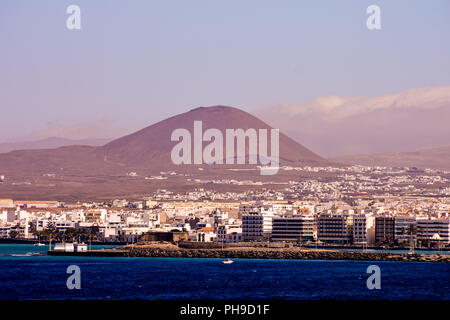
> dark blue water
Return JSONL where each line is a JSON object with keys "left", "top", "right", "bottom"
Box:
{"left": 0, "top": 245, "right": 448, "bottom": 300}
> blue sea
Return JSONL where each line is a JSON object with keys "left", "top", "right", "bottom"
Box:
{"left": 0, "top": 244, "right": 448, "bottom": 300}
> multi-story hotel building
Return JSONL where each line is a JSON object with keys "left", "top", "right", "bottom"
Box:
{"left": 242, "top": 211, "right": 275, "bottom": 240}
{"left": 317, "top": 213, "right": 353, "bottom": 245}
{"left": 375, "top": 216, "right": 395, "bottom": 244}
{"left": 352, "top": 214, "right": 376, "bottom": 245}
{"left": 417, "top": 219, "right": 450, "bottom": 244}
{"left": 394, "top": 216, "right": 417, "bottom": 245}
{"left": 271, "top": 216, "right": 315, "bottom": 242}
{"left": 242, "top": 212, "right": 264, "bottom": 240}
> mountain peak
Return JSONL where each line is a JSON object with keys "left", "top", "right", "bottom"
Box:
{"left": 0, "top": 106, "right": 334, "bottom": 200}
{"left": 189, "top": 105, "right": 241, "bottom": 113}
{"left": 0, "top": 106, "right": 332, "bottom": 176}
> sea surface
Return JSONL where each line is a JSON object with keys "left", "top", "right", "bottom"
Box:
{"left": 0, "top": 244, "right": 448, "bottom": 300}
{"left": 325, "top": 248, "right": 449, "bottom": 255}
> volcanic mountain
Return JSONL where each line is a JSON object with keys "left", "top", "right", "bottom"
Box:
{"left": 0, "top": 106, "right": 330, "bottom": 177}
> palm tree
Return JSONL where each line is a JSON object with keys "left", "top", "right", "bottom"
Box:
{"left": 403, "top": 224, "right": 421, "bottom": 253}
{"left": 29, "top": 222, "right": 37, "bottom": 237}
{"left": 9, "top": 230, "right": 19, "bottom": 239}
{"left": 297, "top": 234, "right": 303, "bottom": 249}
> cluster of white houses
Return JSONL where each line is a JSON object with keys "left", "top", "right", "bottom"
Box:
{"left": 0, "top": 198, "right": 449, "bottom": 247}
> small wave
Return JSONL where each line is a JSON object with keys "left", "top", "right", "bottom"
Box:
{"left": 3, "top": 252, "right": 43, "bottom": 257}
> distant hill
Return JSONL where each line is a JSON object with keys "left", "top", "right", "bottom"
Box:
{"left": 0, "top": 106, "right": 331, "bottom": 177}
{"left": 98, "top": 105, "right": 330, "bottom": 171}
{"left": 0, "top": 137, "right": 112, "bottom": 154}
{"left": 332, "top": 145, "right": 450, "bottom": 171}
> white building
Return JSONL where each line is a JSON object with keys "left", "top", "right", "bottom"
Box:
{"left": 196, "top": 227, "right": 216, "bottom": 242}
{"left": 55, "top": 221, "right": 76, "bottom": 232}
{"left": 353, "top": 214, "right": 375, "bottom": 245}
{"left": 0, "top": 199, "right": 14, "bottom": 208}
{"left": 0, "top": 211, "right": 7, "bottom": 223}
{"left": 417, "top": 219, "right": 450, "bottom": 244}
{"left": 216, "top": 225, "right": 242, "bottom": 243}
{"left": 242, "top": 212, "right": 263, "bottom": 240}
{"left": 0, "top": 226, "right": 11, "bottom": 238}
{"left": 53, "top": 243, "right": 74, "bottom": 252}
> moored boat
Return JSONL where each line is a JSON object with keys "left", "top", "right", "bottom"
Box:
{"left": 221, "top": 258, "right": 234, "bottom": 264}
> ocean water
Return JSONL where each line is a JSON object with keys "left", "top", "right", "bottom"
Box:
{"left": 325, "top": 248, "right": 449, "bottom": 255}
{"left": 0, "top": 245, "right": 448, "bottom": 300}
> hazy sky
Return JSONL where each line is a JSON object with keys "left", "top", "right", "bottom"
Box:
{"left": 1, "top": 0, "right": 449, "bottom": 141}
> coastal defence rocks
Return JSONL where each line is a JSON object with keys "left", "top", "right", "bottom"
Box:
{"left": 122, "top": 248, "right": 449, "bottom": 262}
{"left": 48, "top": 246, "right": 449, "bottom": 263}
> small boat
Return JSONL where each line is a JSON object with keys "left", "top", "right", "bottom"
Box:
{"left": 34, "top": 236, "right": 45, "bottom": 246}
{"left": 10, "top": 253, "right": 34, "bottom": 257}
{"left": 221, "top": 258, "right": 234, "bottom": 264}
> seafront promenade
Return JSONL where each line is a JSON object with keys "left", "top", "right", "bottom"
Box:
{"left": 47, "top": 243, "right": 450, "bottom": 263}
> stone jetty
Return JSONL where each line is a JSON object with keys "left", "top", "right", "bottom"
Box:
{"left": 48, "top": 243, "right": 449, "bottom": 263}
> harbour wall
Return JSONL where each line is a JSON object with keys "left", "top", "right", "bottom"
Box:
{"left": 48, "top": 247, "right": 449, "bottom": 262}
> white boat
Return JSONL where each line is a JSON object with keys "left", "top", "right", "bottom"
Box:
{"left": 34, "top": 236, "right": 45, "bottom": 246}
{"left": 221, "top": 258, "right": 234, "bottom": 264}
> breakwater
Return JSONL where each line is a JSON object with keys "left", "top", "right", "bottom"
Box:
{"left": 48, "top": 246, "right": 449, "bottom": 262}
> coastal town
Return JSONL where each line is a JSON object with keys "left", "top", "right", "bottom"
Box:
{"left": 1, "top": 165, "right": 449, "bottom": 251}
{"left": 2, "top": 0, "right": 450, "bottom": 307}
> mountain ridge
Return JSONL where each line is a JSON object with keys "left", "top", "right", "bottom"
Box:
{"left": 0, "top": 106, "right": 332, "bottom": 177}
{"left": 0, "top": 137, "right": 113, "bottom": 154}
{"left": 332, "top": 145, "right": 450, "bottom": 171}
{"left": 97, "top": 105, "right": 329, "bottom": 170}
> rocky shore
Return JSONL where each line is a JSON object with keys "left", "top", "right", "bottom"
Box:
{"left": 48, "top": 245, "right": 450, "bottom": 263}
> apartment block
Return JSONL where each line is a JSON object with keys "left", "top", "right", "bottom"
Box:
{"left": 417, "top": 219, "right": 450, "bottom": 244}
{"left": 375, "top": 217, "right": 395, "bottom": 244}
{"left": 271, "top": 216, "right": 314, "bottom": 242}
{"left": 317, "top": 213, "right": 353, "bottom": 244}
{"left": 394, "top": 216, "right": 417, "bottom": 245}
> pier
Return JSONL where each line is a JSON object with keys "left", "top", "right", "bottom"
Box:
{"left": 47, "top": 243, "right": 450, "bottom": 263}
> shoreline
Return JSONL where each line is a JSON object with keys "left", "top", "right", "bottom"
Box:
{"left": 3, "top": 239, "right": 447, "bottom": 252}
{"left": 0, "top": 239, "right": 127, "bottom": 245}
{"left": 47, "top": 245, "right": 450, "bottom": 263}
